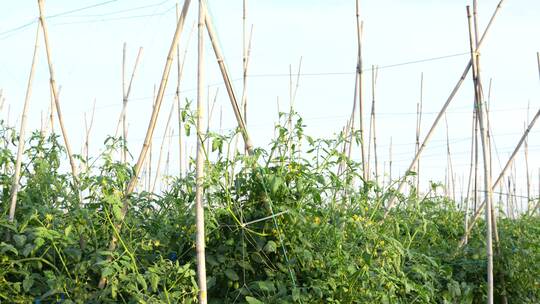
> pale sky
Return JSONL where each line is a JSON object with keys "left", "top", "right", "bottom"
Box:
{"left": 1, "top": 0, "right": 539, "bottom": 204}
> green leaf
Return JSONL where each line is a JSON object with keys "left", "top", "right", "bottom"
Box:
{"left": 263, "top": 240, "right": 277, "bottom": 253}
{"left": 112, "top": 204, "right": 122, "bottom": 221}
{"left": 245, "top": 296, "right": 264, "bottom": 304}
{"left": 64, "top": 224, "right": 73, "bottom": 237}
{"left": 211, "top": 138, "right": 223, "bottom": 153}
{"left": 149, "top": 273, "right": 159, "bottom": 291}
{"left": 136, "top": 274, "right": 147, "bottom": 290}
{"left": 13, "top": 234, "right": 27, "bottom": 247}
{"left": 224, "top": 268, "right": 239, "bottom": 281}
{"left": 102, "top": 267, "right": 115, "bottom": 278}
{"left": 0, "top": 242, "right": 18, "bottom": 255}
{"left": 255, "top": 280, "right": 275, "bottom": 293}
{"left": 33, "top": 237, "right": 45, "bottom": 250}
{"left": 23, "top": 275, "right": 34, "bottom": 292}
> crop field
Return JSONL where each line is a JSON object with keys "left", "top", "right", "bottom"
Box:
{"left": 1, "top": 0, "right": 539, "bottom": 303}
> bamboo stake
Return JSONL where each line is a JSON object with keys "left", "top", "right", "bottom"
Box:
{"left": 8, "top": 22, "right": 41, "bottom": 222}
{"left": 83, "top": 99, "right": 96, "bottom": 166}
{"left": 524, "top": 122, "right": 530, "bottom": 206}
{"left": 460, "top": 107, "right": 540, "bottom": 244}
{"left": 367, "top": 65, "right": 379, "bottom": 184}
{"left": 195, "top": 0, "right": 208, "bottom": 302}
{"left": 49, "top": 84, "right": 55, "bottom": 134}
{"left": 385, "top": 0, "right": 506, "bottom": 214}
{"left": 98, "top": 0, "right": 192, "bottom": 289}
{"left": 474, "top": 99, "right": 480, "bottom": 212}
{"left": 415, "top": 73, "right": 423, "bottom": 196}
{"left": 38, "top": 0, "right": 80, "bottom": 186}
{"left": 355, "top": 1, "right": 367, "bottom": 182}
{"left": 176, "top": 6, "right": 183, "bottom": 177}
{"left": 444, "top": 114, "right": 455, "bottom": 201}
{"left": 389, "top": 137, "right": 393, "bottom": 184}
{"left": 531, "top": 168, "right": 540, "bottom": 215}
{"left": 121, "top": 43, "right": 127, "bottom": 163}
{"left": 114, "top": 47, "right": 143, "bottom": 139}
{"left": 466, "top": 7, "right": 494, "bottom": 302}
{"left": 151, "top": 99, "right": 176, "bottom": 193}
{"left": 463, "top": 105, "right": 478, "bottom": 245}
{"left": 175, "top": 16, "right": 195, "bottom": 178}
{"left": 202, "top": 0, "right": 253, "bottom": 154}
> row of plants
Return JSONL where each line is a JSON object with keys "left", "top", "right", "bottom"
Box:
{"left": 0, "top": 112, "right": 539, "bottom": 303}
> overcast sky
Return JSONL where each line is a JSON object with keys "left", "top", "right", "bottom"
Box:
{"left": 1, "top": 0, "right": 539, "bottom": 203}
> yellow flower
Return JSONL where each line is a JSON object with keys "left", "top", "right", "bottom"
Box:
{"left": 45, "top": 214, "right": 53, "bottom": 222}
{"left": 153, "top": 240, "right": 160, "bottom": 247}
{"left": 314, "top": 216, "right": 321, "bottom": 225}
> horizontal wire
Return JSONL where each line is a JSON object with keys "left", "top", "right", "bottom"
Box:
{"left": 0, "top": 0, "right": 122, "bottom": 37}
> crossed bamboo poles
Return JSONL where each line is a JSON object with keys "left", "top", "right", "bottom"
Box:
{"left": 92, "top": 1, "right": 254, "bottom": 301}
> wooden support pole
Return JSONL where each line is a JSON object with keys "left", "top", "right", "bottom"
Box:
{"left": 8, "top": 22, "right": 41, "bottom": 222}
{"left": 38, "top": 0, "right": 80, "bottom": 186}
{"left": 195, "top": 1, "right": 208, "bottom": 302}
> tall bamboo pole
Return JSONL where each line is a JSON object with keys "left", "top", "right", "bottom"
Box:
{"left": 467, "top": 7, "right": 494, "bottom": 302}
{"left": 8, "top": 22, "right": 41, "bottom": 222}
{"left": 524, "top": 122, "right": 530, "bottom": 206}
{"left": 114, "top": 47, "right": 143, "bottom": 139}
{"left": 176, "top": 11, "right": 195, "bottom": 178}
{"left": 98, "top": 0, "right": 192, "bottom": 289}
{"left": 355, "top": 1, "right": 367, "bottom": 182}
{"left": 151, "top": 99, "right": 176, "bottom": 193}
{"left": 83, "top": 99, "right": 96, "bottom": 166}
{"left": 38, "top": 0, "right": 79, "bottom": 186}
{"left": 384, "top": 0, "right": 506, "bottom": 215}
{"left": 415, "top": 73, "right": 423, "bottom": 195}
{"left": 122, "top": 43, "right": 127, "bottom": 163}
{"left": 202, "top": 0, "right": 253, "bottom": 154}
{"left": 444, "top": 115, "right": 455, "bottom": 201}
{"left": 389, "top": 137, "right": 393, "bottom": 184}
{"left": 367, "top": 65, "right": 378, "bottom": 184}
{"left": 195, "top": 1, "right": 208, "bottom": 302}
{"left": 177, "top": 4, "right": 183, "bottom": 177}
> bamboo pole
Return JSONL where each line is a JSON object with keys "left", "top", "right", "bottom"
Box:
{"left": 415, "top": 73, "right": 423, "bottom": 196}
{"left": 83, "top": 99, "right": 96, "bottom": 166}
{"left": 524, "top": 122, "right": 530, "bottom": 207}
{"left": 384, "top": 0, "right": 506, "bottom": 215}
{"left": 389, "top": 137, "right": 393, "bottom": 184}
{"left": 98, "top": 0, "right": 192, "bottom": 289}
{"left": 460, "top": 107, "right": 540, "bottom": 244}
{"left": 151, "top": 99, "right": 176, "bottom": 193}
{"left": 195, "top": 0, "right": 208, "bottom": 302}
{"left": 177, "top": 5, "right": 183, "bottom": 177}
{"left": 49, "top": 84, "right": 55, "bottom": 134}
{"left": 444, "top": 115, "right": 455, "bottom": 201}
{"left": 8, "top": 22, "right": 41, "bottom": 222}
{"left": 463, "top": 105, "right": 478, "bottom": 245}
{"left": 531, "top": 168, "right": 540, "bottom": 215}
{"left": 38, "top": 0, "right": 80, "bottom": 186}
{"left": 202, "top": 0, "right": 253, "bottom": 154}
{"left": 367, "top": 65, "right": 379, "bottom": 184}
{"left": 121, "top": 43, "right": 127, "bottom": 163}
{"left": 114, "top": 47, "right": 143, "bottom": 139}
{"left": 175, "top": 16, "right": 194, "bottom": 178}
{"left": 355, "top": 1, "right": 367, "bottom": 182}
{"left": 466, "top": 7, "right": 494, "bottom": 302}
